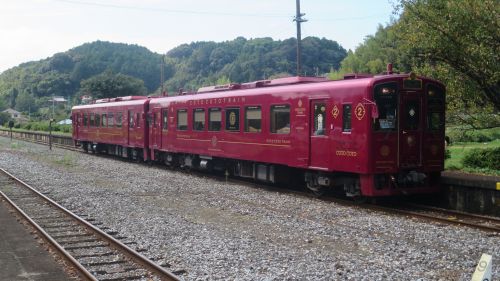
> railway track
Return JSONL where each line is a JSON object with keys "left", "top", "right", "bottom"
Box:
{"left": 380, "top": 203, "right": 500, "bottom": 233}
{"left": 0, "top": 168, "right": 180, "bottom": 281}
{"left": 2, "top": 130, "right": 499, "bottom": 234}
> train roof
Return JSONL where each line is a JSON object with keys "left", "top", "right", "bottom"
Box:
{"left": 72, "top": 96, "right": 152, "bottom": 110}
{"left": 73, "top": 70, "right": 444, "bottom": 110}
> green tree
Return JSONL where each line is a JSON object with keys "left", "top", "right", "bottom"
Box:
{"left": 0, "top": 112, "right": 11, "bottom": 126}
{"left": 79, "top": 70, "right": 147, "bottom": 99}
{"left": 15, "top": 91, "right": 37, "bottom": 112}
{"left": 395, "top": 0, "right": 500, "bottom": 111}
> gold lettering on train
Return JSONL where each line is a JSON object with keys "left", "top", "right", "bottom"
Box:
{"left": 335, "top": 150, "right": 358, "bottom": 157}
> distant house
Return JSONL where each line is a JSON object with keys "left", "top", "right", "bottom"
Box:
{"left": 2, "top": 108, "right": 28, "bottom": 123}
{"left": 81, "top": 95, "right": 93, "bottom": 104}
{"left": 49, "top": 96, "right": 68, "bottom": 103}
{"left": 3, "top": 108, "right": 21, "bottom": 118}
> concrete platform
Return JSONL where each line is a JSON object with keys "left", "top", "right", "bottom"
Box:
{"left": 0, "top": 199, "right": 74, "bottom": 281}
{"left": 440, "top": 171, "right": 500, "bottom": 216}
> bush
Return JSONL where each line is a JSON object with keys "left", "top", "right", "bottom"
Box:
{"left": 462, "top": 147, "right": 500, "bottom": 170}
{"left": 444, "top": 149, "right": 451, "bottom": 159}
{"left": 448, "top": 128, "right": 500, "bottom": 143}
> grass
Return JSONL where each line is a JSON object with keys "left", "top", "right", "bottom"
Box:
{"left": 445, "top": 139, "right": 500, "bottom": 176}
{"left": 53, "top": 152, "right": 76, "bottom": 167}
{"left": 10, "top": 142, "right": 24, "bottom": 149}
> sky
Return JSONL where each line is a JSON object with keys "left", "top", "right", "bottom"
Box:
{"left": 0, "top": 0, "right": 395, "bottom": 74}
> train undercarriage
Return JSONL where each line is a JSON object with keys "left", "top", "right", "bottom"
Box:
{"left": 77, "top": 141, "right": 439, "bottom": 198}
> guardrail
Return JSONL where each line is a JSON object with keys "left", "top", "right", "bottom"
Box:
{"left": 0, "top": 128, "right": 74, "bottom": 147}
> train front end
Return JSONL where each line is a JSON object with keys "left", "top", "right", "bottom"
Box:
{"left": 363, "top": 73, "right": 446, "bottom": 196}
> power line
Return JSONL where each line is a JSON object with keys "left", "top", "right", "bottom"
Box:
{"left": 52, "top": 0, "right": 291, "bottom": 18}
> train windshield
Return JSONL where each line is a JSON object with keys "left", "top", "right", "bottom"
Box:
{"left": 373, "top": 82, "right": 397, "bottom": 131}
{"left": 426, "top": 84, "right": 445, "bottom": 131}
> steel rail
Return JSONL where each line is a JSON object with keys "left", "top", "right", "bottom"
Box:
{"left": 0, "top": 168, "right": 180, "bottom": 281}
{"left": 365, "top": 203, "right": 500, "bottom": 233}
{"left": 3, "top": 130, "right": 498, "bottom": 234}
{"left": 0, "top": 189, "right": 97, "bottom": 281}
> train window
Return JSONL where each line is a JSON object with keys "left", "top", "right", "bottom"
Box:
{"left": 225, "top": 108, "right": 240, "bottom": 132}
{"left": 342, "top": 104, "right": 352, "bottom": 132}
{"left": 373, "top": 83, "right": 397, "bottom": 131}
{"left": 136, "top": 113, "right": 141, "bottom": 128}
{"left": 108, "top": 113, "right": 114, "bottom": 127}
{"left": 177, "top": 109, "right": 188, "bottom": 130}
{"left": 193, "top": 108, "right": 205, "bottom": 131}
{"left": 162, "top": 109, "right": 168, "bottom": 130}
{"left": 101, "top": 114, "right": 107, "bottom": 127}
{"left": 270, "top": 105, "right": 290, "bottom": 134}
{"left": 95, "top": 114, "right": 100, "bottom": 128}
{"left": 245, "top": 106, "right": 261, "bottom": 133}
{"left": 313, "top": 103, "right": 326, "bottom": 135}
{"left": 116, "top": 112, "right": 122, "bottom": 128}
{"left": 90, "top": 113, "right": 95, "bottom": 127}
{"left": 427, "top": 85, "right": 444, "bottom": 131}
{"left": 83, "top": 113, "right": 88, "bottom": 126}
{"left": 208, "top": 108, "right": 221, "bottom": 131}
{"left": 154, "top": 112, "right": 160, "bottom": 128}
{"left": 129, "top": 111, "right": 134, "bottom": 128}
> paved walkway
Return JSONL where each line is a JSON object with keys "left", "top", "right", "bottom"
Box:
{"left": 0, "top": 199, "right": 74, "bottom": 281}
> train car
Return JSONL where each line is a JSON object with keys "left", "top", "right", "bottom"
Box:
{"left": 147, "top": 70, "right": 445, "bottom": 198}
{"left": 72, "top": 96, "right": 151, "bottom": 160}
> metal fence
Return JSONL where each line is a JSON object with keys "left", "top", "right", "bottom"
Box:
{"left": 0, "top": 128, "right": 74, "bottom": 147}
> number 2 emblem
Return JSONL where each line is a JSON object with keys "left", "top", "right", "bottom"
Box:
{"left": 331, "top": 105, "right": 339, "bottom": 119}
{"left": 355, "top": 103, "right": 365, "bottom": 120}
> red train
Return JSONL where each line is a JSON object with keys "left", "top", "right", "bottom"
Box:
{"left": 72, "top": 70, "right": 445, "bottom": 198}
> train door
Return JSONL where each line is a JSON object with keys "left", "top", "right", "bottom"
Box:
{"left": 73, "top": 112, "right": 80, "bottom": 140}
{"left": 399, "top": 92, "right": 422, "bottom": 167}
{"left": 152, "top": 109, "right": 161, "bottom": 149}
{"left": 309, "top": 100, "right": 330, "bottom": 169}
{"left": 127, "top": 110, "right": 133, "bottom": 145}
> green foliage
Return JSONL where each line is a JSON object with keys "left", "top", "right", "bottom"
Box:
{"left": 462, "top": 147, "right": 500, "bottom": 171}
{"left": 395, "top": 0, "right": 500, "bottom": 111}
{"left": 79, "top": 70, "right": 147, "bottom": 99}
{"left": 0, "top": 41, "right": 162, "bottom": 108}
{"left": 0, "top": 112, "right": 11, "bottom": 125}
{"left": 339, "top": 25, "right": 408, "bottom": 74}
{"left": 14, "top": 91, "right": 37, "bottom": 112}
{"left": 447, "top": 127, "right": 500, "bottom": 143}
{"left": 163, "top": 36, "right": 347, "bottom": 91}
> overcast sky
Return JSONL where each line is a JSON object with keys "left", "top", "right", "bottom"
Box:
{"left": 0, "top": 0, "right": 395, "bottom": 73}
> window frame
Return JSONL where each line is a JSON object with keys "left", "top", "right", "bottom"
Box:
{"left": 116, "top": 112, "right": 123, "bottom": 128}
{"left": 225, "top": 107, "right": 240, "bottom": 132}
{"left": 208, "top": 107, "right": 222, "bottom": 131}
{"left": 193, "top": 108, "right": 206, "bottom": 131}
{"left": 244, "top": 106, "right": 262, "bottom": 133}
{"left": 162, "top": 109, "right": 168, "bottom": 130}
{"left": 270, "top": 104, "right": 291, "bottom": 134}
{"left": 342, "top": 104, "right": 352, "bottom": 132}
{"left": 177, "top": 109, "right": 188, "bottom": 131}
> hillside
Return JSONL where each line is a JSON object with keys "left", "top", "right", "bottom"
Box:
{"left": 0, "top": 37, "right": 346, "bottom": 113}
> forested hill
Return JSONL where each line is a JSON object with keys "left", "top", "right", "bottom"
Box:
{"left": 0, "top": 37, "right": 346, "bottom": 110}
{"left": 163, "top": 36, "right": 346, "bottom": 91}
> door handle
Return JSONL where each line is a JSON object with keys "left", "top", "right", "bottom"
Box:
{"left": 402, "top": 130, "right": 407, "bottom": 134}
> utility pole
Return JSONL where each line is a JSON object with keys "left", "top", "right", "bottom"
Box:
{"left": 294, "top": 0, "right": 307, "bottom": 76}
{"left": 160, "top": 55, "right": 165, "bottom": 96}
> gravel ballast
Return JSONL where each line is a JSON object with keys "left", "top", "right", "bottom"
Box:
{"left": 0, "top": 137, "right": 498, "bottom": 280}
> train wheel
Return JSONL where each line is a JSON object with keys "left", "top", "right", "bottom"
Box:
{"left": 353, "top": 196, "right": 368, "bottom": 204}
{"left": 306, "top": 181, "right": 325, "bottom": 197}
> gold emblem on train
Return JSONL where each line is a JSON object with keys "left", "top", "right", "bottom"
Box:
{"left": 332, "top": 105, "right": 339, "bottom": 119}
{"left": 229, "top": 112, "right": 236, "bottom": 126}
{"left": 355, "top": 103, "right": 366, "bottom": 120}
